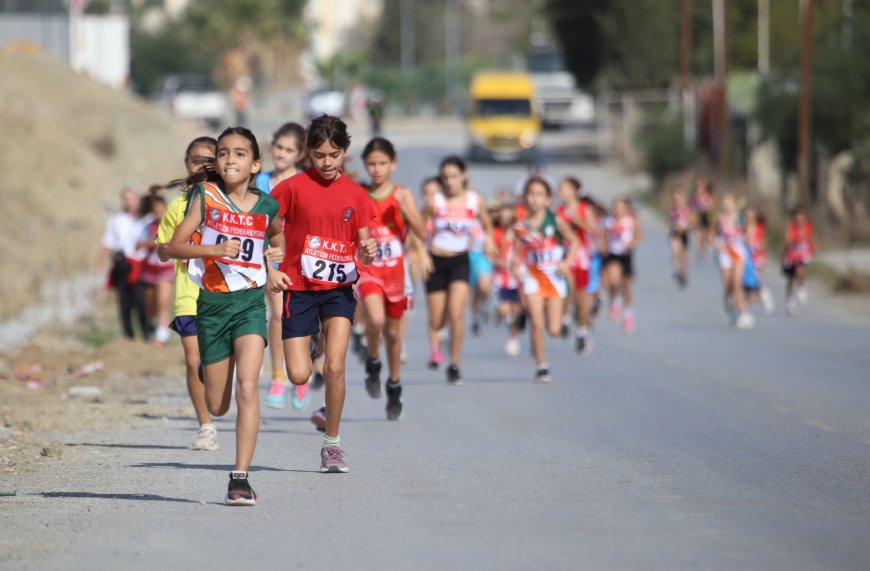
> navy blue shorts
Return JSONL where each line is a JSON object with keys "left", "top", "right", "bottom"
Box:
{"left": 498, "top": 288, "right": 520, "bottom": 304}
{"left": 169, "top": 315, "right": 198, "bottom": 337}
{"left": 282, "top": 287, "right": 356, "bottom": 339}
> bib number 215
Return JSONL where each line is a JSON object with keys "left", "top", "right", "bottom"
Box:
{"left": 312, "top": 260, "right": 347, "bottom": 283}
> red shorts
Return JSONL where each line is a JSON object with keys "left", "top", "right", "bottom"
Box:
{"left": 572, "top": 267, "right": 589, "bottom": 290}
{"left": 357, "top": 282, "right": 407, "bottom": 319}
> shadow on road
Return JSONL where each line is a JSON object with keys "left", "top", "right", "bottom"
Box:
{"left": 64, "top": 443, "right": 189, "bottom": 450}
{"left": 127, "top": 462, "right": 319, "bottom": 474}
{"left": 40, "top": 492, "right": 200, "bottom": 504}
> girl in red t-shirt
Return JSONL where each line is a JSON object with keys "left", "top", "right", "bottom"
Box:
{"left": 269, "top": 116, "right": 377, "bottom": 473}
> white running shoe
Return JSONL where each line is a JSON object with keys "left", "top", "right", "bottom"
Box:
{"left": 192, "top": 424, "right": 218, "bottom": 451}
{"left": 796, "top": 287, "right": 808, "bottom": 306}
{"left": 505, "top": 337, "right": 520, "bottom": 357}
{"left": 735, "top": 312, "right": 756, "bottom": 329}
{"left": 760, "top": 288, "right": 775, "bottom": 315}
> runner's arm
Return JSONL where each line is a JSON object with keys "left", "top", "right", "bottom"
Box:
{"left": 631, "top": 217, "right": 643, "bottom": 249}
{"left": 396, "top": 187, "right": 428, "bottom": 241}
{"left": 556, "top": 217, "right": 579, "bottom": 275}
{"left": 165, "top": 194, "right": 241, "bottom": 260}
{"left": 477, "top": 203, "right": 498, "bottom": 259}
{"left": 358, "top": 226, "right": 377, "bottom": 266}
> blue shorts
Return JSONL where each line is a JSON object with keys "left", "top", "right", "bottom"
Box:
{"left": 170, "top": 315, "right": 198, "bottom": 337}
{"left": 469, "top": 250, "right": 493, "bottom": 289}
{"left": 282, "top": 287, "right": 356, "bottom": 339}
{"left": 587, "top": 253, "right": 602, "bottom": 294}
{"left": 498, "top": 288, "right": 520, "bottom": 304}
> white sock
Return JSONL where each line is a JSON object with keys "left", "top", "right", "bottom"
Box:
{"left": 323, "top": 434, "right": 340, "bottom": 448}
{"left": 576, "top": 326, "right": 589, "bottom": 337}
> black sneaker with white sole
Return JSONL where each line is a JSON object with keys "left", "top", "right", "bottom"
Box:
{"left": 364, "top": 357, "right": 382, "bottom": 398}
{"left": 225, "top": 471, "right": 257, "bottom": 506}
{"left": 446, "top": 365, "right": 463, "bottom": 385}
{"left": 385, "top": 382, "right": 403, "bottom": 421}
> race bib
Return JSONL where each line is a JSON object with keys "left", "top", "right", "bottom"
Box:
{"left": 526, "top": 245, "right": 564, "bottom": 269}
{"left": 301, "top": 235, "right": 357, "bottom": 285}
{"left": 201, "top": 209, "right": 267, "bottom": 269}
{"left": 373, "top": 237, "right": 403, "bottom": 268}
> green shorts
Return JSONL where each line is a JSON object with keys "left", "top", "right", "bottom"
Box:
{"left": 196, "top": 287, "right": 267, "bottom": 365}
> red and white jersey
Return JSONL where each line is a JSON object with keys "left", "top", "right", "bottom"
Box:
{"left": 745, "top": 222, "right": 768, "bottom": 270}
{"left": 492, "top": 225, "right": 518, "bottom": 290}
{"left": 603, "top": 213, "right": 636, "bottom": 255}
{"left": 357, "top": 186, "right": 407, "bottom": 302}
{"left": 430, "top": 191, "right": 480, "bottom": 253}
{"left": 784, "top": 221, "right": 814, "bottom": 265}
{"left": 669, "top": 204, "right": 692, "bottom": 232}
{"left": 556, "top": 201, "right": 591, "bottom": 270}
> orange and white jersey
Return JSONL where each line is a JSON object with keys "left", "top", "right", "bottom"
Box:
{"left": 430, "top": 191, "right": 480, "bottom": 253}
{"left": 514, "top": 211, "right": 568, "bottom": 299}
{"left": 188, "top": 182, "right": 278, "bottom": 293}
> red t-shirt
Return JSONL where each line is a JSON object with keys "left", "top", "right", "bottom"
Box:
{"left": 272, "top": 168, "right": 375, "bottom": 291}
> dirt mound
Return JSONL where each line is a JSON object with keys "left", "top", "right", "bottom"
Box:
{"left": 0, "top": 52, "right": 191, "bottom": 320}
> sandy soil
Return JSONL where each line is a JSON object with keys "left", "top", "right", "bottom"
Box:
{"left": 0, "top": 298, "right": 193, "bottom": 477}
{"left": 0, "top": 51, "right": 191, "bottom": 321}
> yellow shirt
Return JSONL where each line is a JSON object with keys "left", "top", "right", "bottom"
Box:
{"left": 156, "top": 195, "right": 199, "bottom": 317}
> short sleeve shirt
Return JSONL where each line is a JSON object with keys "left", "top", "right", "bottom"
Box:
{"left": 272, "top": 168, "right": 375, "bottom": 291}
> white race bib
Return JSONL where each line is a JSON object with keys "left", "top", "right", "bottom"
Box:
{"left": 300, "top": 235, "right": 357, "bottom": 285}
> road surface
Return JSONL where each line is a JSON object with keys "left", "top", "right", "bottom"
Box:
{"left": 2, "top": 123, "right": 869, "bottom": 571}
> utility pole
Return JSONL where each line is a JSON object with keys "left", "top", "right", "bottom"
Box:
{"left": 758, "top": 0, "right": 770, "bottom": 74}
{"left": 401, "top": 0, "right": 415, "bottom": 75}
{"left": 712, "top": 0, "right": 730, "bottom": 174}
{"left": 444, "top": 0, "right": 460, "bottom": 115}
{"left": 680, "top": 0, "right": 692, "bottom": 87}
{"left": 797, "top": 0, "right": 814, "bottom": 210}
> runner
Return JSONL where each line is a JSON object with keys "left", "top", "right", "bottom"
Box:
{"left": 419, "top": 176, "right": 446, "bottom": 370}
{"left": 743, "top": 204, "right": 775, "bottom": 315}
{"left": 269, "top": 115, "right": 377, "bottom": 473}
{"left": 715, "top": 193, "right": 755, "bottom": 328}
{"left": 668, "top": 184, "right": 693, "bottom": 289}
{"left": 156, "top": 136, "right": 220, "bottom": 452}
{"left": 556, "top": 176, "right": 599, "bottom": 354}
{"left": 513, "top": 177, "right": 578, "bottom": 383}
{"left": 138, "top": 188, "right": 175, "bottom": 347}
{"left": 585, "top": 197, "right": 607, "bottom": 320}
{"left": 602, "top": 197, "right": 643, "bottom": 333}
{"left": 356, "top": 137, "right": 428, "bottom": 420}
{"left": 692, "top": 175, "right": 715, "bottom": 261}
{"left": 166, "top": 127, "right": 285, "bottom": 506}
{"left": 469, "top": 218, "right": 494, "bottom": 336}
{"left": 783, "top": 205, "right": 815, "bottom": 316}
{"left": 423, "top": 156, "right": 496, "bottom": 385}
{"left": 255, "top": 122, "right": 310, "bottom": 411}
{"left": 491, "top": 199, "right": 522, "bottom": 357}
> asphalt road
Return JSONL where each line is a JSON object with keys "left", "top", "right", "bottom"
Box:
{"left": 2, "top": 123, "right": 869, "bottom": 571}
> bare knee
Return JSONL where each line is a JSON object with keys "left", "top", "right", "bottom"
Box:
{"left": 367, "top": 313, "right": 386, "bottom": 331}
{"left": 288, "top": 362, "right": 312, "bottom": 385}
{"left": 235, "top": 379, "right": 258, "bottom": 405}
{"left": 323, "top": 359, "right": 345, "bottom": 383}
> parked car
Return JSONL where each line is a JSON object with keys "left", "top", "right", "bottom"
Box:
{"left": 466, "top": 72, "right": 541, "bottom": 163}
{"left": 157, "top": 74, "right": 228, "bottom": 129}
{"left": 305, "top": 89, "right": 346, "bottom": 121}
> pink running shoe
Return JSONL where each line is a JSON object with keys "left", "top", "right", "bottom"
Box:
{"left": 427, "top": 349, "right": 443, "bottom": 370}
{"left": 622, "top": 313, "right": 635, "bottom": 334}
{"left": 609, "top": 301, "right": 620, "bottom": 321}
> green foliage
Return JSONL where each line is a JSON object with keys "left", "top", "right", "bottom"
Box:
{"left": 638, "top": 112, "right": 695, "bottom": 182}
{"left": 130, "top": 23, "right": 215, "bottom": 95}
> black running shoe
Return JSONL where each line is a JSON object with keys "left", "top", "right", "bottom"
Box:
{"left": 364, "top": 357, "right": 382, "bottom": 399}
{"left": 471, "top": 320, "right": 481, "bottom": 336}
{"left": 385, "top": 382, "right": 403, "bottom": 421}
{"left": 591, "top": 297, "right": 602, "bottom": 317}
{"left": 576, "top": 335, "right": 586, "bottom": 354}
{"left": 225, "top": 471, "right": 257, "bottom": 506}
{"left": 446, "top": 365, "right": 463, "bottom": 385}
{"left": 351, "top": 331, "right": 364, "bottom": 356}
{"left": 514, "top": 311, "right": 527, "bottom": 333}
{"left": 560, "top": 323, "right": 570, "bottom": 339}
{"left": 310, "top": 371, "right": 324, "bottom": 391}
